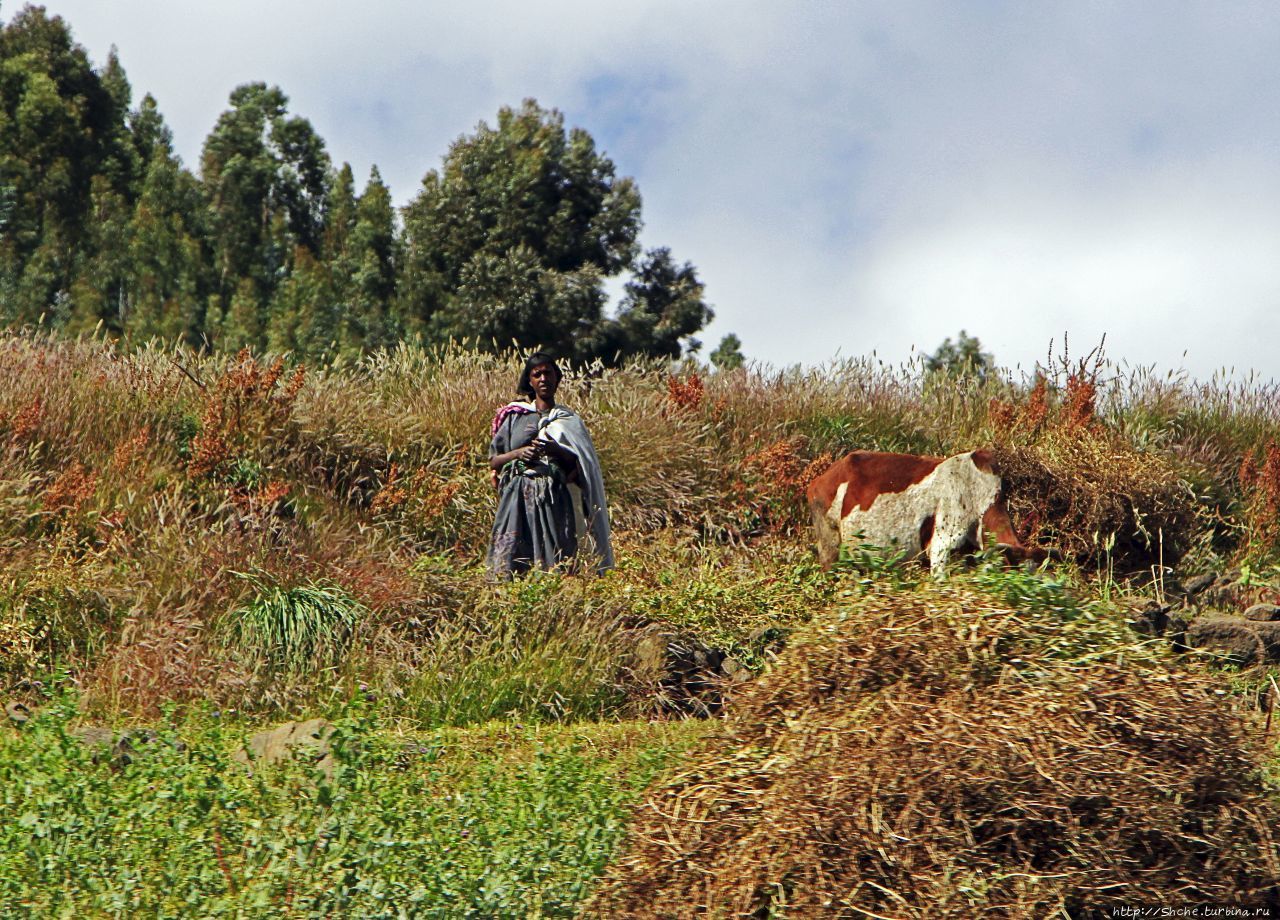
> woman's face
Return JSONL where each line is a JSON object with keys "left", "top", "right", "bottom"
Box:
{"left": 529, "top": 363, "right": 559, "bottom": 401}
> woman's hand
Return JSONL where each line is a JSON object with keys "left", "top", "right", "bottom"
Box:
{"left": 490, "top": 442, "right": 542, "bottom": 471}
{"left": 490, "top": 438, "right": 574, "bottom": 474}
{"left": 535, "top": 438, "right": 566, "bottom": 461}
{"left": 514, "top": 441, "right": 545, "bottom": 463}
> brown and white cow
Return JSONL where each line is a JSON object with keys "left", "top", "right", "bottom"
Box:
{"left": 806, "top": 449, "right": 1036, "bottom": 573}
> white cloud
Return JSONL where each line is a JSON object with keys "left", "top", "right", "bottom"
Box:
{"left": 850, "top": 160, "right": 1280, "bottom": 377}
{"left": 13, "top": 1, "right": 1280, "bottom": 379}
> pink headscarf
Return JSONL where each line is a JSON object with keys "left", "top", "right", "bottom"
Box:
{"left": 491, "top": 401, "right": 535, "bottom": 437}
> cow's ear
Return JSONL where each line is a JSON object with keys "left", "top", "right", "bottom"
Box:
{"left": 971, "top": 449, "right": 996, "bottom": 474}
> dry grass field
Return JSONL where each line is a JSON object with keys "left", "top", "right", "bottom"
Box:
{"left": 4, "top": 331, "right": 1280, "bottom": 915}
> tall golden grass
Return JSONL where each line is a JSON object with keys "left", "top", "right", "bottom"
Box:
{"left": 3, "top": 331, "right": 1280, "bottom": 715}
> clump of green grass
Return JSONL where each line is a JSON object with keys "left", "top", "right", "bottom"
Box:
{"left": 225, "top": 576, "right": 366, "bottom": 672}
{"left": 388, "top": 566, "right": 631, "bottom": 728}
{"left": 0, "top": 555, "right": 125, "bottom": 682}
{"left": 616, "top": 534, "right": 838, "bottom": 664}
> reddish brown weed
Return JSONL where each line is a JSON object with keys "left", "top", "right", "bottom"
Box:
{"left": 110, "top": 425, "right": 153, "bottom": 474}
{"left": 665, "top": 372, "right": 704, "bottom": 412}
{"left": 1239, "top": 440, "right": 1280, "bottom": 556}
{"left": 371, "top": 463, "right": 409, "bottom": 514}
{"left": 188, "top": 350, "right": 306, "bottom": 480}
{"left": 9, "top": 396, "right": 44, "bottom": 444}
{"left": 42, "top": 462, "right": 98, "bottom": 514}
{"left": 740, "top": 438, "right": 832, "bottom": 533}
{"left": 1025, "top": 372, "right": 1049, "bottom": 431}
{"left": 1064, "top": 370, "right": 1099, "bottom": 430}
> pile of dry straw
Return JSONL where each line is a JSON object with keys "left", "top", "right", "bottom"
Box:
{"left": 591, "top": 582, "right": 1280, "bottom": 918}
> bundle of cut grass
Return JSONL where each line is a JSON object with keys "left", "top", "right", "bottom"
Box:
{"left": 994, "top": 431, "right": 1199, "bottom": 570}
{"left": 590, "top": 581, "right": 1280, "bottom": 918}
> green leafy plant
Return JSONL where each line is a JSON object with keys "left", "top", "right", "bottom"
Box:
{"left": 225, "top": 575, "right": 366, "bottom": 672}
{"left": 0, "top": 699, "right": 700, "bottom": 917}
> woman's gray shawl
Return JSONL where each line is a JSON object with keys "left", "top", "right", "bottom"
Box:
{"left": 540, "top": 407, "right": 614, "bottom": 573}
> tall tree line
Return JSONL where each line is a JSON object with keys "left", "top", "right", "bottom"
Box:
{"left": 0, "top": 5, "right": 717, "bottom": 364}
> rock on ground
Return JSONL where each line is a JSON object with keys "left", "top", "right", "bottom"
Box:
{"left": 233, "top": 718, "right": 336, "bottom": 779}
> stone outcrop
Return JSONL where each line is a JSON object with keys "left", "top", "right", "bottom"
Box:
{"left": 628, "top": 624, "right": 750, "bottom": 716}
{"left": 234, "top": 718, "right": 336, "bottom": 779}
{"left": 1185, "top": 615, "right": 1280, "bottom": 666}
{"left": 1244, "top": 603, "right": 1280, "bottom": 622}
{"left": 1136, "top": 571, "right": 1280, "bottom": 665}
{"left": 71, "top": 725, "right": 171, "bottom": 765}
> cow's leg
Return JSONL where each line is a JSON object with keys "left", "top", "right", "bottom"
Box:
{"left": 928, "top": 512, "right": 972, "bottom": 577}
{"left": 928, "top": 534, "right": 951, "bottom": 576}
{"left": 811, "top": 497, "right": 840, "bottom": 567}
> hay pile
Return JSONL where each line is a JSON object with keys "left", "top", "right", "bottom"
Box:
{"left": 590, "top": 583, "right": 1280, "bottom": 918}
{"left": 994, "top": 434, "right": 1198, "bottom": 570}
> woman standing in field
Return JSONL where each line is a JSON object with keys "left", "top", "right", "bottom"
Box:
{"left": 487, "top": 352, "right": 613, "bottom": 578}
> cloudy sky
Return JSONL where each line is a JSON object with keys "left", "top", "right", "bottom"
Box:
{"left": 12, "top": 1, "right": 1280, "bottom": 380}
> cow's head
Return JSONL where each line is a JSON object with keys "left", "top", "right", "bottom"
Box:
{"left": 972, "top": 450, "right": 1047, "bottom": 565}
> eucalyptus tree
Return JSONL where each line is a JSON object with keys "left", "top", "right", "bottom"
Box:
{"left": 602, "top": 246, "right": 712, "bottom": 361}
{"left": 0, "top": 7, "right": 132, "bottom": 325}
{"left": 399, "top": 99, "right": 642, "bottom": 358}
{"left": 120, "top": 96, "right": 209, "bottom": 345}
{"left": 200, "top": 82, "right": 331, "bottom": 350}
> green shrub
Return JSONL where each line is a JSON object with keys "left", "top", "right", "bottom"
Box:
{"left": 622, "top": 537, "right": 837, "bottom": 663}
{"left": 0, "top": 701, "right": 700, "bottom": 917}
{"left": 225, "top": 577, "right": 366, "bottom": 672}
{"left": 0, "top": 569, "right": 122, "bottom": 680}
